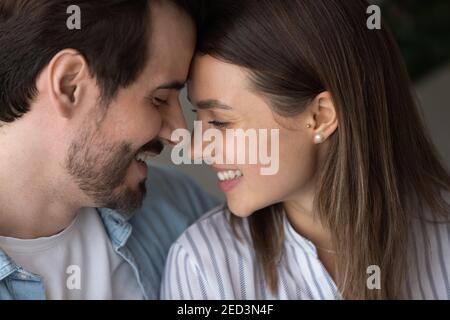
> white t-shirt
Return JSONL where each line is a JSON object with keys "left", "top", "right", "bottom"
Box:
{"left": 0, "top": 208, "right": 143, "bottom": 300}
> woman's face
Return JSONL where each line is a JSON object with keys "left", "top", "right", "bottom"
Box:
{"left": 189, "top": 55, "right": 321, "bottom": 217}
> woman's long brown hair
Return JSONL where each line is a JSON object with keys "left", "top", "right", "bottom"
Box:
{"left": 198, "top": 0, "right": 450, "bottom": 299}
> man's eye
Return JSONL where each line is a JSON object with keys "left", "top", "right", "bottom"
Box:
{"left": 208, "top": 120, "right": 229, "bottom": 129}
{"left": 153, "top": 97, "right": 168, "bottom": 106}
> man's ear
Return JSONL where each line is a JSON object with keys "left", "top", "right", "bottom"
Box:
{"left": 307, "top": 91, "right": 339, "bottom": 143}
{"left": 42, "top": 49, "right": 90, "bottom": 119}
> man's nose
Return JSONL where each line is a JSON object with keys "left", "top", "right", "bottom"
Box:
{"left": 158, "top": 99, "right": 188, "bottom": 146}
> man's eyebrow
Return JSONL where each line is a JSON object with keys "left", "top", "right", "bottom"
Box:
{"left": 192, "top": 99, "right": 233, "bottom": 110}
{"left": 156, "top": 81, "right": 186, "bottom": 90}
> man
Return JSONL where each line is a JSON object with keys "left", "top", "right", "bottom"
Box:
{"left": 0, "top": 0, "right": 217, "bottom": 299}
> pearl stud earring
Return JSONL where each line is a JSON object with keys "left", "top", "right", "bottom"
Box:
{"left": 314, "top": 133, "right": 324, "bottom": 144}
{"left": 306, "top": 124, "right": 312, "bottom": 129}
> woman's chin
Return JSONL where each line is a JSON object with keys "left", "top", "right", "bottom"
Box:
{"left": 226, "top": 201, "right": 258, "bottom": 218}
{"left": 227, "top": 195, "right": 281, "bottom": 219}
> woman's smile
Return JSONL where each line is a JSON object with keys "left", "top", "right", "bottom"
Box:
{"left": 212, "top": 167, "right": 244, "bottom": 193}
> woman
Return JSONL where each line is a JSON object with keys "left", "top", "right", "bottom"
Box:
{"left": 161, "top": 0, "right": 450, "bottom": 299}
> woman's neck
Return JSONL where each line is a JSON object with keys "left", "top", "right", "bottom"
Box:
{"left": 283, "top": 196, "right": 334, "bottom": 253}
{"left": 283, "top": 197, "right": 338, "bottom": 281}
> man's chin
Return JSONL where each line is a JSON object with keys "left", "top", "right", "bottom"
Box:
{"left": 104, "top": 180, "right": 147, "bottom": 216}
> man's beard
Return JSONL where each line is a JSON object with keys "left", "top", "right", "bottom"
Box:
{"left": 65, "top": 124, "right": 146, "bottom": 216}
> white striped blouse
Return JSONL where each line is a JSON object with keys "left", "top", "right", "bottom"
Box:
{"left": 161, "top": 203, "right": 450, "bottom": 300}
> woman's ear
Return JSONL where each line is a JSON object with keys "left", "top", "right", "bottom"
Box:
{"left": 307, "top": 92, "right": 339, "bottom": 144}
{"left": 42, "top": 49, "right": 90, "bottom": 119}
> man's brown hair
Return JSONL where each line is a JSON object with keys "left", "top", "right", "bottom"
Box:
{"left": 0, "top": 0, "right": 200, "bottom": 123}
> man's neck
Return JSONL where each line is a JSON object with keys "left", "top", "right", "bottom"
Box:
{"left": 0, "top": 192, "right": 80, "bottom": 240}
{"left": 0, "top": 136, "right": 80, "bottom": 240}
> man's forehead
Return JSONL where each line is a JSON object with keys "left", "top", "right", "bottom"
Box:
{"left": 136, "top": 0, "right": 195, "bottom": 91}
{"left": 148, "top": 0, "right": 195, "bottom": 44}
{"left": 141, "top": 56, "right": 190, "bottom": 92}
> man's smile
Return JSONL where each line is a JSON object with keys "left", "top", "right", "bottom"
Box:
{"left": 133, "top": 139, "right": 165, "bottom": 178}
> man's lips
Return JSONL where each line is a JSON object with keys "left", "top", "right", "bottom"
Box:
{"left": 138, "top": 140, "right": 164, "bottom": 156}
{"left": 133, "top": 140, "right": 164, "bottom": 178}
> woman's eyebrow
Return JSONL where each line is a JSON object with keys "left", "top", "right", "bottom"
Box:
{"left": 191, "top": 99, "right": 233, "bottom": 110}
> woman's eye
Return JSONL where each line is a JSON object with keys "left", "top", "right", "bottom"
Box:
{"left": 208, "top": 120, "right": 229, "bottom": 129}
{"left": 192, "top": 110, "right": 230, "bottom": 128}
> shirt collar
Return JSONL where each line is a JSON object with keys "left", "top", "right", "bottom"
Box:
{"left": 0, "top": 249, "right": 19, "bottom": 281}
{"left": 97, "top": 208, "right": 133, "bottom": 250}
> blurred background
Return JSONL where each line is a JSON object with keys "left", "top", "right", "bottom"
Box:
{"left": 151, "top": 0, "right": 450, "bottom": 200}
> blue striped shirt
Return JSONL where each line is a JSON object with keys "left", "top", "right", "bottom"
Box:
{"left": 161, "top": 203, "right": 450, "bottom": 300}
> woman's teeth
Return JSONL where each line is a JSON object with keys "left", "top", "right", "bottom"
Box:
{"left": 135, "top": 151, "right": 154, "bottom": 163}
{"left": 217, "top": 170, "right": 243, "bottom": 182}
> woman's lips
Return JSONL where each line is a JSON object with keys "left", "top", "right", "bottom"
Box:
{"left": 214, "top": 168, "right": 244, "bottom": 193}
{"left": 218, "top": 176, "right": 243, "bottom": 193}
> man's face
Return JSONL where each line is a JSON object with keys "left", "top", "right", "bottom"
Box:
{"left": 65, "top": 1, "right": 195, "bottom": 215}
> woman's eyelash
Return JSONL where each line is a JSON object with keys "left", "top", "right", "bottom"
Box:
{"left": 191, "top": 110, "right": 229, "bottom": 128}
{"left": 208, "top": 120, "right": 229, "bottom": 128}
